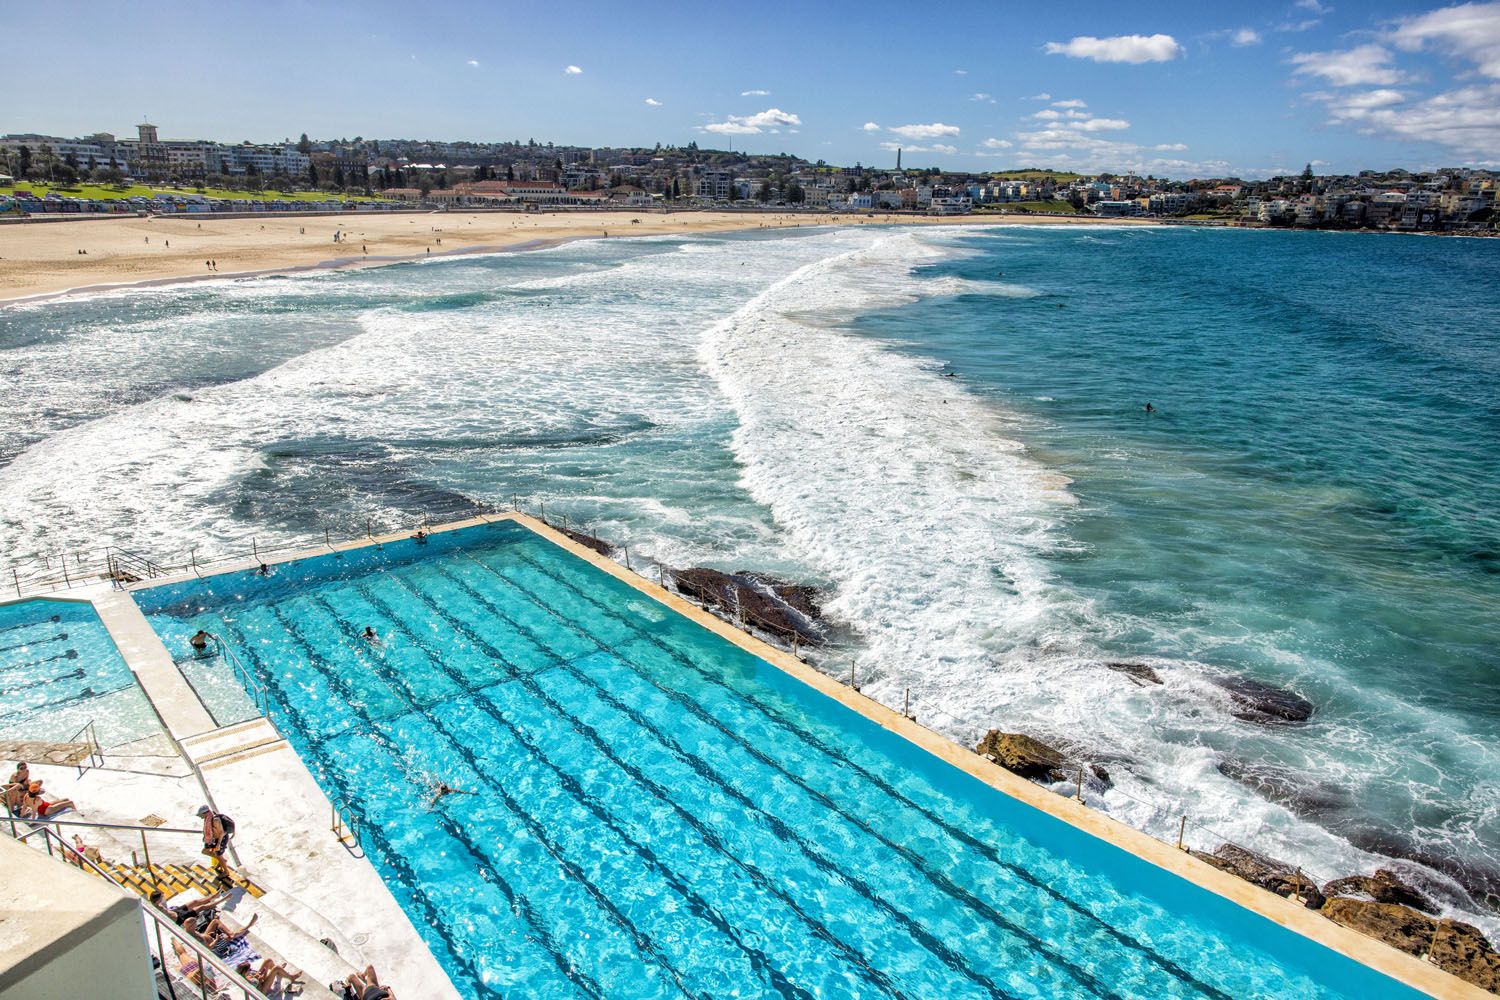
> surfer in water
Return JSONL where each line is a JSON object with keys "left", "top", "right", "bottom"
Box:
{"left": 1144, "top": 402, "right": 1156, "bottom": 413}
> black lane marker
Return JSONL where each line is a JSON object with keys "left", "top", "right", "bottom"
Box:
{"left": 0, "top": 613, "right": 61, "bottom": 635}
{"left": 0, "top": 666, "right": 85, "bottom": 697}
{"left": 0, "top": 631, "right": 67, "bottom": 654}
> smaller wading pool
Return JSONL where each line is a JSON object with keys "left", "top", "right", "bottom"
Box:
{"left": 134, "top": 521, "right": 1433, "bottom": 1000}
{"left": 0, "top": 598, "right": 159, "bottom": 748}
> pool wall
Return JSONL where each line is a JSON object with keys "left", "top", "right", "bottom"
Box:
{"left": 117, "top": 511, "right": 1483, "bottom": 999}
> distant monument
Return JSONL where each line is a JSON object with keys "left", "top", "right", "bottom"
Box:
{"left": 896, "top": 147, "right": 902, "bottom": 171}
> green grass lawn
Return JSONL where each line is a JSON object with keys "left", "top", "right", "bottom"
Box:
{"left": 3, "top": 181, "right": 392, "bottom": 203}
{"left": 978, "top": 200, "right": 1082, "bottom": 214}
{"left": 987, "top": 170, "right": 1086, "bottom": 184}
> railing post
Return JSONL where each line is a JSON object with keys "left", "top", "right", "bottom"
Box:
{"left": 12, "top": 567, "right": 20, "bottom": 597}
{"left": 904, "top": 688, "right": 910, "bottom": 718}
{"left": 252, "top": 537, "right": 259, "bottom": 561}
{"left": 61, "top": 560, "right": 71, "bottom": 589}
{"left": 140, "top": 830, "right": 156, "bottom": 893}
{"left": 513, "top": 493, "right": 518, "bottom": 511}
{"left": 792, "top": 632, "right": 800, "bottom": 658}
{"left": 325, "top": 527, "right": 333, "bottom": 550}
{"left": 366, "top": 518, "right": 373, "bottom": 540}
{"left": 154, "top": 917, "right": 174, "bottom": 995}
{"left": 540, "top": 501, "right": 546, "bottom": 524}
{"left": 1176, "top": 815, "right": 1187, "bottom": 851}
{"left": 1075, "top": 767, "right": 1085, "bottom": 803}
{"left": 623, "top": 545, "right": 631, "bottom": 571}
{"left": 190, "top": 549, "right": 199, "bottom": 575}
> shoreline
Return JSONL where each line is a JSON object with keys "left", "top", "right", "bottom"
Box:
{"left": 0, "top": 210, "right": 1154, "bottom": 307}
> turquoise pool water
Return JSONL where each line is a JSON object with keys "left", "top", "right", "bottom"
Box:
{"left": 0, "top": 597, "right": 158, "bottom": 747}
{"left": 135, "top": 522, "right": 1426, "bottom": 999}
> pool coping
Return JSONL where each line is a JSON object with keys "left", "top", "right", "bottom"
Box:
{"left": 117, "top": 511, "right": 1486, "bottom": 999}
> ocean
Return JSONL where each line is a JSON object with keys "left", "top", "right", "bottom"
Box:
{"left": 2, "top": 222, "right": 1496, "bottom": 936}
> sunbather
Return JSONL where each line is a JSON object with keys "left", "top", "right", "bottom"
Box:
{"left": 334, "top": 964, "right": 396, "bottom": 1000}
{"left": 171, "top": 937, "right": 222, "bottom": 993}
{"left": 149, "top": 888, "right": 230, "bottom": 926}
{"left": 236, "top": 958, "right": 304, "bottom": 995}
{"left": 184, "top": 911, "right": 257, "bottom": 954}
{"left": 23, "top": 780, "right": 75, "bottom": 818}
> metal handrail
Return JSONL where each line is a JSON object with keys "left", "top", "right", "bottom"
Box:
{"left": 67, "top": 718, "right": 105, "bottom": 776}
{"left": 205, "top": 633, "right": 268, "bottom": 716}
{"left": 8, "top": 823, "right": 264, "bottom": 1000}
{"left": 330, "top": 797, "right": 362, "bottom": 855}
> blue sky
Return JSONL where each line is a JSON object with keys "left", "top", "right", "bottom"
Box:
{"left": 9, "top": 1, "right": 1500, "bottom": 178}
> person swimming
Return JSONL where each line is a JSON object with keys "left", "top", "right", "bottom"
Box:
{"left": 429, "top": 781, "right": 472, "bottom": 807}
{"left": 1144, "top": 402, "right": 1156, "bottom": 413}
{"left": 361, "top": 626, "right": 381, "bottom": 646}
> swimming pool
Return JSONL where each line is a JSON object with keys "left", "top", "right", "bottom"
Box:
{"left": 0, "top": 597, "right": 159, "bottom": 748}
{"left": 134, "top": 522, "right": 1427, "bottom": 999}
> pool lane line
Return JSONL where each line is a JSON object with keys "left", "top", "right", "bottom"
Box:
{"left": 7, "top": 648, "right": 79, "bottom": 672}
{"left": 0, "top": 680, "right": 138, "bottom": 721}
{"left": 491, "top": 546, "right": 1238, "bottom": 1000}
{"left": 374, "top": 570, "right": 995, "bottom": 1000}
{"left": 430, "top": 558, "right": 1111, "bottom": 1000}
{"left": 265, "top": 598, "right": 719, "bottom": 1000}
{"left": 0, "top": 665, "right": 85, "bottom": 697}
{"left": 320, "top": 585, "right": 842, "bottom": 1000}
{"left": 0, "top": 631, "right": 68, "bottom": 654}
{"left": 0, "top": 613, "right": 61, "bottom": 635}
{"left": 210, "top": 615, "right": 588, "bottom": 1000}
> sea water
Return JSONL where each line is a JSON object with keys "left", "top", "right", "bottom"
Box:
{"left": 1, "top": 223, "right": 1496, "bottom": 937}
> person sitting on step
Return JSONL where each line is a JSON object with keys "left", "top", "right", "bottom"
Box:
{"left": 236, "top": 958, "right": 304, "bottom": 995}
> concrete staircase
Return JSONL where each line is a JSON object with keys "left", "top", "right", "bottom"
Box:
{"left": 93, "top": 858, "right": 266, "bottom": 900}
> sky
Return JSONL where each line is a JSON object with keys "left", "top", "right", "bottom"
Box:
{"left": 8, "top": 0, "right": 1500, "bottom": 179}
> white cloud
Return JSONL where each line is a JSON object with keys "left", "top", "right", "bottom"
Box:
{"left": 954, "top": 68, "right": 969, "bottom": 75}
{"left": 1028, "top": 92, "right": 1053, "bottom": 100}
{"left": 887, "top": 122, "right": 962, "bottom": 139}
{"left": 880, "top": 141, "right": 956, "bottom": 154}
{"left": 565, "top": 65, "right": 583, "bottom": 74}
{"left": 1074, "top": 117, "right": 1131, "bottom": 131}
{"left": 703, "top": 107, "right": 802, "bottom": 135}
{"left": 981, "top": 138, "right": 1014, "bottom": 148}
{"left": 862, "top": 122, "right": 881, "bottom": 132}
{"left": 1044, "top": 34, "right": 1184, "bottom": 63}
{"left": 1392, "top": 2, "right": 1500, "bottom": 79}
{"left": 1232, "top": 28, "right": 1262, "bottom": 46}
{"left": 644, "top": 98, "right": 662, "bottom": 106}
{"left": 466, "top": 59, "right": 480, "bottom": 67}
{"left": 1154, "top": 143, "right": 1189, "bottom": 151}
{"left": 1296, "top": 0, "right": 1332, "bottom": 12}
{"left": 1289, "top": 44, "right": 1407, "bottom": 86}
{"left": 1051, "top": 98, "right": 1088, "bottom": 108}
{"left": 741, "top": 88, "right": 770, "bottom": 96}
{"left": 1311, "top": 82, "right": 1500, "bottom": 157}
{"left": 970, "top": 92, "right": 996, "bottom": 102}
{"left": 1032, "top": 109, "right": 1062, "bottom": 120}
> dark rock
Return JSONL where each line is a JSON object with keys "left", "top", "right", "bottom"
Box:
{"left": 1322, "top": 898, "right": 1436, "bottom": 955}
{"left": 1429, "top": 920, "right": 1500, "bottom": 993}
{"left": 1090, "top": 764, "right": 1113, "bottom": 786}
{"left": 1190, "top": 844, "right": 1323, "bottom": 908}
{"left": 1343, "top": 825, "right": 1500, "bottom": 914}
{"left": 1211, "top": 675, "right": 1315, "bottom": 724}
{"left": 561, "top": 528, "right": 612, "bottom": 556}
{"left": 1323, "top": 870, "right": 1439, "bottom": 914}
{"left": 1105, "top": 661, "right": 1162, "bottom": 685}
{"left": 671, "top": 567, "right": 825, "bottom": 645}
{"left": 975, "top": 730, "right": 1069, "bottom": 782}
{"left": 1216, "top": 758, "right": 1351, "bottom": 818}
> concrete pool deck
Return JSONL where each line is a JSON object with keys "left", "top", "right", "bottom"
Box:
{"left": 6, "top": 512, "right": 1488, "bottom": 998}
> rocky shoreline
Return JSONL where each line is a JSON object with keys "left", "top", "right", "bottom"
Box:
{"left": 975, "top": 726, "right": 1500, "bottom": 993}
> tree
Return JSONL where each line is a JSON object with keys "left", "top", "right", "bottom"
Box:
{"left": 307, "top": 162, "right": 319, "bottom": 187}
{"left": 786, "top": 183, "right": 805, "bottom": 204}
{"left": 1301, "top": 162, "right": 1314, "bottom": 180}
{"left": 758, "top": 180, "right": 772, "bottom": 203}
{"left": 671, "top": 178, "right": 680, "bottom": 200}
{"left": 506, "top": 164, "right": 515, "bottom": 181}
{"left": 334, "top": 164, "right": 346, "bottom": 190}
{"left": 297, "top": 133, "right": 312, "bottom": 154}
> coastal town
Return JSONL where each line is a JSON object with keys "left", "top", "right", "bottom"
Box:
{"left": 3, "top": 122, "right": 1496, "bottom": 234}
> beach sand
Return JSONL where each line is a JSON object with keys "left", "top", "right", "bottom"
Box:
{"left": 0, "top": 209, "right": 1151, "bottom": 304}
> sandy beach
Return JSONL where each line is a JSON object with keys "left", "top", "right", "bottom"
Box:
{"left": 0, "top": 209, "right": 1152, "bottom": 304}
